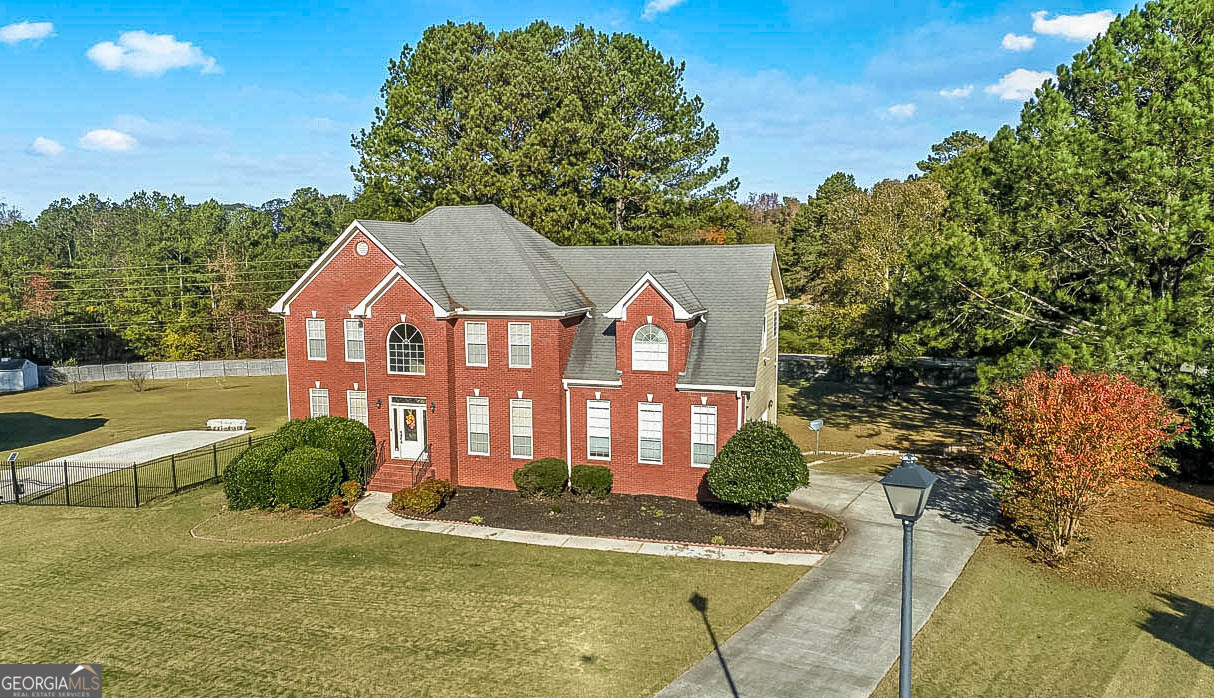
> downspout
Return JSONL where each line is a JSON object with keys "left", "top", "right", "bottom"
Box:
{"left": 736, "top": 390, "right": 743, "bottom": 430}
{"left": 564, "top": 384, "right": 573, "bottom": 479}
{"left": 283, "top": 315, "right": 291, "bottom": 420}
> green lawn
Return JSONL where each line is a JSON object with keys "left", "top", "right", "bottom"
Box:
{"left": 0, "top": 376, "right": 287, "bottom": 462}
{"left": 0, "top": 486, "right": 806, "bottom": 697}
{"left": 872, "top": 479, "right": 1214, "bottom": 697}
{"left": 779, "top": 380, "right": 982, "bottom": 455}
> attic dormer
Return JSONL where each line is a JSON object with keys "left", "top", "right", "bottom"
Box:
{"left": 607, "top": 271, "right": 703, "bottom": 376}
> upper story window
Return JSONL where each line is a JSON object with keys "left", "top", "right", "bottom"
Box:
{"left": 508, "top": 322, "right": 532, "bottom": 368}
{"left": 344, "top": 319, "right": 365, "bottom": 362}
{"left": 770, "top": 309, "right": 778, "bottom": 341}
{"left": 632, "top": 324, "right": 668, "bottom": 372}
{"left": 762, "top": 312, "right": 768, "bottom": 350}
{"left": 306, "top": 318, "right": 326, "bottom": 360}
{"left": 465, "top": 321, "right": 488, "bottom": 367}
{"left": 387, "top": 323, "right": 425, "bottom": 375}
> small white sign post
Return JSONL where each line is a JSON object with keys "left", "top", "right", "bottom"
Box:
{"left": 809, "top": 419, "right": 824, "bottom": 454}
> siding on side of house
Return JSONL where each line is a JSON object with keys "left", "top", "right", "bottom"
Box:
{"left": 746, "top": 272, "right": 780, "bottom": 423}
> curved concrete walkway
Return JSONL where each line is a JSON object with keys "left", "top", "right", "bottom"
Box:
{"left": 353, "top": 491, "right": 824, "bottom": 566}
{"left": 658, "top": 469, "right": 998, "bottom": 698}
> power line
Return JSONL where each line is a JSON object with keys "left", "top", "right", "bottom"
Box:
{"left": 18, "top": 267, "right": 310, "bottom": 284}
{"left": 12, "top": 257, "right": 318, "bottom": 275}
{"left": 55, "top": 276, "right": 303, "bottom": 294}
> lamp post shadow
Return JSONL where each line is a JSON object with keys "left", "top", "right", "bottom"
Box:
{"left": 689, "top": 592, "right": 740, "bottom": 698}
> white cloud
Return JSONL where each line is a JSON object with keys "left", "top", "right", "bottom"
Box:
{"left": 30, "top": 137, "right": 64, "bottom": 156}
{"left": 985, "top": 68, "right": 1055, "bottom": 101}
{"left": 938, "top": 85, "right": 973, "bottom": 98}
{"left": 1031, "top": 10, "right": 1115, "bottom": 42}
{"left": 642, "top": 0, "right": 687, "bottom": 20}
{"left": 86, "top": 31, "right": 220, "bottom": 77}
{"left": 1001, "top": 33, "right": 1036, "bottom": 51}
{"left": 0, "top": 21, "right": 54, "bottom": 44}
{"left": 79, "top": 129, "right": 137, "bottom": 152}
{"left": 886, "top": 103, "right": 916, "bottom": 119}
{"left": 111, "top": 114, "right": 224, "bottom": 145}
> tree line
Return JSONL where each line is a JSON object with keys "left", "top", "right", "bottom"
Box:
{"left": 0, "top": 2, "right": 1210, "bottom": 471}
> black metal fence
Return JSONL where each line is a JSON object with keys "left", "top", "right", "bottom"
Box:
{"left": 4, "top": 434, "right": 276, "bottom": 509}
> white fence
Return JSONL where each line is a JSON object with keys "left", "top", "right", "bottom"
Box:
{"left": 40, "top": 359, "right": 286, "bottom": 385}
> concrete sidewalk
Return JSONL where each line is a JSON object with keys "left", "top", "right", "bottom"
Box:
{"left": 657, "top": 469, "right": 998, "bottom": 698}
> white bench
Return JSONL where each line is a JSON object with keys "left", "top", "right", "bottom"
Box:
{"left": 206, "top": 418, "right": 248, "bottom": 431}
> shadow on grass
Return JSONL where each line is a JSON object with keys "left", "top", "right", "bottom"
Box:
{"left": 0, "top": 412, "right": 108, "bottom": 452}
{"left": 1139, "top": 593, "right": 1214, "bottom": 668}
{"left": 924, "top": 472, "right": 1000, "bottom": 536}
{"left": 689, "top": 592, "right": 739, "bottom": 698}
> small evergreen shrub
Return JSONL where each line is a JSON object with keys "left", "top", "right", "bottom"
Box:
{"left": 706, "top": 422, "right": 809, "bottom": 525}
{"left": 339, "top": 480, "right": 363, "bottom": 506}
{"left": 570, "top": 464, "right": 613, "bottom": 498}
{"left": 223, "top": 438, "right": 286, "bottom": 510}
{"left": 512, "top": 458, "right": 568, "bottom": 497}
{"left": 391, "top": 479, "right": 456, "bottom": 515}
{"left": 272, "top": 447, "right": 343, "bottom": 510}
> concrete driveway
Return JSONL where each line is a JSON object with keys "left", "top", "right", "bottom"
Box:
{"left": 658, "top": 469, "right": 998, "bottom": 698}
{"left": 0, "top": 430, "right": 249, "bottom": 503}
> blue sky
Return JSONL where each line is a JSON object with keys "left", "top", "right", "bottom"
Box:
{"left": 0, "top": 1, "right": 1133, "bottom": 216}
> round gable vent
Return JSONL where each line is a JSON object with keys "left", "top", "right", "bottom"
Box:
{"left": 355, "top": 241, "right": 369, "bottom": 256}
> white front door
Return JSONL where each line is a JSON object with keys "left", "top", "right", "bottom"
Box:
{"left": 390, "top": 400, "right": 427, "bottom": 460}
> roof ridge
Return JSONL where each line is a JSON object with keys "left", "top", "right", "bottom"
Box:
{"left": 491, "top": 208, "right": 565, "bottom": 309}
{"left": 412, "top": 235, "right": 455, "bottom": 309}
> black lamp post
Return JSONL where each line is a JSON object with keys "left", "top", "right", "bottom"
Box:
{"left": 879, "top": 454, "right": 939, "bottom": 698}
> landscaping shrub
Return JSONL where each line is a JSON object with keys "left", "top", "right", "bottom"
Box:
{"left": 570, "top": 464, "right": 613, "bottom": 498}
{"left": 223, "top": 438, "right": 287, "bottom": 510}
{"left": 706, "top": 422, "right": 808, "bottom": 525}
{"left": 512, "top": 458, "right": 568, "bottom": 497}
{"left": 272, "top": 447, "right": 343, "bottom": 510}
{"left": 391, "top": 479, "right": 456, "bottom": 515}
{"left": 275, "top": 417, "right": 375, "bottom": 483}
{"left": 339, "top": 480, "right": 363, "bottom": 506}
{"left": 325, "top": 494, "right": 348, "bottom": 518}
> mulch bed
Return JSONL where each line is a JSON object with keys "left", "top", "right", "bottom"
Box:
{"left": 388, "top": 487, "right": 845, "bottom": 552}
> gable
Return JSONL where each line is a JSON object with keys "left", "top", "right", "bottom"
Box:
{"left": 269, "top": 222, "right": 403, "bottom": 315}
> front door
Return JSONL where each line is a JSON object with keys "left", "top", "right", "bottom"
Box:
{"left": 390, "top": 399, "right": 427, "bottom": 460}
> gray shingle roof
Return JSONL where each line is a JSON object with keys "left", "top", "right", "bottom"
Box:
{"left": 356, "top": 205, "right": 776, "bottom": 388}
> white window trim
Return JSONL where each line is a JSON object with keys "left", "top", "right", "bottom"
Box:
{"left": 346, "top": 390, "right": 368, "bottom": 425}
{"left": 761, "top": 313, "right": 768, "bottom": 350}
{"left": 309, "top": 388, "right": 329, "bottom": 417}
{"left": 344, "top": 318, "right": 365, "bottom": 363}
{"left": 586, "top": 400, "right": 611, "bottom": 461}
{"left": 770, "top": 308, "right": 779, "bottom": 340}
{"left": 306, "top": 318, "right": 326, "bottom": 361}
{"left": 632, "top": 324, "right": 669, "bottom": 372}
{"left": 466, "top": 396, "right": 490, "bottom": 456}
{"left": 464, "top": 321, "right": 489, "bottom": 367}
{"left": 508, "top": 322, "right": 532, "bottom": 369}
{"left": 691, "top": 404, "right": 718, "bottom": 468}
{"left": 637, "top": 402, "right": 663, "bottom": 465}
{"left": 510, "top": 398, "right": 534, "bottom": 459}
{"left": 386, "top": 323, "right": 425, "bottom": 376}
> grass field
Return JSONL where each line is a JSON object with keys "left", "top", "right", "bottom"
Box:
{"left": 0, "top": 376, "right": 287, "bottom": 462}
{"left": 779, "top": 380, "right": 982, "bottom": 455}
{"left": 0, "top": 486, "right": 805, "bottom": 697}
{"left": 872, "top": 478, "right": 1214, "bottom": 697}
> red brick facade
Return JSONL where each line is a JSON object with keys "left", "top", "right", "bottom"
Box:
{"left": 281, "top": 229, "right": 746, "bottom": 500}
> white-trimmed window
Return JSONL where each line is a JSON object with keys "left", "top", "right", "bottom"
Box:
{"left": 344, "top": 319, "right": 365, "bottom": 362}
{"left": 691, "top": 405, "right": 718, "bottom": 467}
{"left": 465, "top": 321, "right": 488, "bottom": 367}
{"left": 467, "top": 396, "right": 490, "bottom": 455}
{"left": 632, "top": 324, "right": 668, "bottom": 371}
{"left": 346, "top": 390, "right": 368, "bottom": 425}
{"left": 510, "top": 399, "right": 533, "bottom": 459}
{"left": 306, "top": 318, "right": 326, "bottom": 360}
{"left": 309, "top": 388, "right": 329, "bottom": 417}
{"left": 762, "top": 313, "right": 768, "bottom": 350}
{"left": 587, "top": 400, "right": 611, "bottom": 460}
{"left": 508, "top": 322, "right": 532, "bottom": 368}
{"left": 638, "top": 402, "right": 663, "bottom": 464}
{"left": 387, "top": 323, "right": 425, "bottom": 374}
{"left": 770, "top": 309, "right": 779, "bottom": 341}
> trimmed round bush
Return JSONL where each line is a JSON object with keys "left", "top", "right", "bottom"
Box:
{"left": 275, "top": 417, "right": 376, "bottom": 483}
{"left": 391, "top": 479, "right": 456, "bottom": 515}
{"left": 706, "top": 422, "right": 808, "bottom": 525}
{"left": 223, "top": 438, "right": 286, "bottom": 510}
{"left": 570, "top": 464, "right": 613, "bottom": 498}
{"left": 272, "top": 446, "right": 343, "bottom": 510}
{"left": 512, "top": 458, "right": 568, "bottom": 497}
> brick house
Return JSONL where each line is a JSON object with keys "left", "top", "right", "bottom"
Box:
{"left": 269, "top": 205, "right": 786, "bottom": 499}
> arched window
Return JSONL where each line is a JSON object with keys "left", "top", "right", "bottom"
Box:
{"left": 387, "top": 324, "right": 425, "bottom": 374}
{"left": 632, "top": 324, "right": 668, "bottom": 372}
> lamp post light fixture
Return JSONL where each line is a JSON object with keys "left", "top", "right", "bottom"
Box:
{"left": 880, "top": 454, "right": 940, "bottom": 698}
